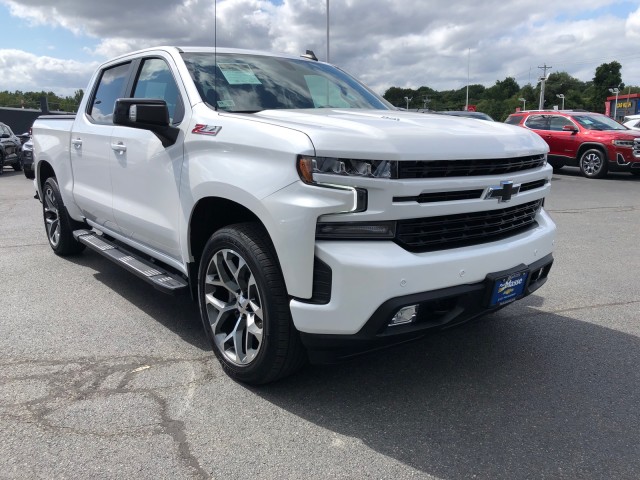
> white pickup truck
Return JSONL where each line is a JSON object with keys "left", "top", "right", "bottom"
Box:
{"left": 33, "top": 46, "right": 556, "bottom": 384}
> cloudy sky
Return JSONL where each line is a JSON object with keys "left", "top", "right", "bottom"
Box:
{"left": 1, "top": 0, "right": 640, "bottom": 98}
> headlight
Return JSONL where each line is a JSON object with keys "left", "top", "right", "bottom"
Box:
{"left": 22, "top": 143, "right": 33, "bottom": 152}
{"left": 297, "top": 155, "right": 394, "bottom": 184}
{"left": 612, "top": 140, "right": 634, "bottom": 148}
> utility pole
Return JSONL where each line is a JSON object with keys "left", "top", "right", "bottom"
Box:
{"left": 538, "top": 64, "right": 552, "bottom": 110}
{"left": 465, "top": 48, "right": 470, "bottom": 111}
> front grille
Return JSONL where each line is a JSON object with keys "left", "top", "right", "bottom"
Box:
{"left": 519, "top": 179, "right": 547, "bottom": 193}
{"left": 397, "top": 154, "right": 546, "bottom": 178}
{"left": 393, "top": 179, "right": 548, "bottom": 204}
{"left": 394, "top": 189, "right": 484, "bottom": 203}
{"left": 395, "top": 200, "right": 542, "bottom": 252}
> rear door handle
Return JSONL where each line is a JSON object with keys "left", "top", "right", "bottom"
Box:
{"left": 111, "top": 142, "right": 127, "bottom": 154}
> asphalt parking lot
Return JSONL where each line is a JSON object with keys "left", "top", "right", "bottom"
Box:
{"left": 1, "top": 167, "right": 639, "bottom": 479}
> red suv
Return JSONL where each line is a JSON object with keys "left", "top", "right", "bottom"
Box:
{"left": 505, "top": 110, "right": 640, "bottom": 179}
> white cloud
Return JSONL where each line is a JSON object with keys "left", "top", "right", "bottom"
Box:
{"left": 0, "top": 49, "right": 98, "bottom": 95}
{"left": 625, "top": 6, "right": 640, "bottom": 39}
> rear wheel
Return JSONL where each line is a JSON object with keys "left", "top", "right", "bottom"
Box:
{"left": 42, "top": 177, "right": 86, "bottom": 256}
{"left": 579, "top": 148, "right": 608, "bottom": 179}
{"left": 0, "top": 152, "right": 4, "bottom": 175}
{"left": 198, "top": 223, "right": 306, "bottom": 384}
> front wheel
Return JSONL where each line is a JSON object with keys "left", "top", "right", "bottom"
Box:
{"left": 12, "top": 157, "right": 23, "bottom": 171}
{"left": 198, "top": 223, "right": 306, "bottom": 384}
{"left": 579, "top": 148, "right": 608, "bottom": 179}
{"left": 548, "top": 159, "right": 565, "bottom": 173}
{"left": 42, "top": 177, "right": 86, "bottom": 256}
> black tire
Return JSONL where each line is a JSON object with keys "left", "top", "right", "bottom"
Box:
{"left": 12, "top": 157, "right": 23, "bottom": 171}
{"left": 24, "top": 168, "right": 35, "bottom": 179}
{"left": 197, "top": 222, "right": 306, "bottom": 384}
{"left": 42, "top": 177, "right": 86, "bottom": 256}
{"left": 579, "top": 148, "right": 608, "bottom": 179}
{"left": 0, "top": 152, "right": 4, "bottom": 175}
{"left": 548, "top": 159, "right": 565, "bottom": 172}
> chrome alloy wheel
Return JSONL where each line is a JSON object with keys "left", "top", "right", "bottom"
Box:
{"left": 204, "top": 248, "right": 264, "bottom": 366}
{"left": 43, "top": 184, "right": 61, "bottom": 247}
{"left": 581, "top": 151, "right": 603, "bottom": 176}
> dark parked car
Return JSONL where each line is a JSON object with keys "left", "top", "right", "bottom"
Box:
{"left": 0, "top": 122, "right": 23, "bottom": 175}
{"left": 17, "top": 131, "right": 31, "bottom": 145}
{"left": 21, "top": 138, "right": 34, "bottom": 179}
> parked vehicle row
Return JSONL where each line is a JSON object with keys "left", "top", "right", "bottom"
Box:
{"left": 505, "top": 110, "right": 640, "bottom": 179}
{"left": 0, "top": 121, "right": 23, "bottom": 175}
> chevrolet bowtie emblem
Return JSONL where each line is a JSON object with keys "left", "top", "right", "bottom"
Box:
{"left": 485, "top": 180, "right": 520, "bottom": 203}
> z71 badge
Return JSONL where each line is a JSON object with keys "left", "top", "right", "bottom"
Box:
{"left": 192, "top": 124, "right": 222, "bottom": 136}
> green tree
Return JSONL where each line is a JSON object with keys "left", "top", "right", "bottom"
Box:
{"left": 592, "top": 61, "right": 624, "bottom": 113}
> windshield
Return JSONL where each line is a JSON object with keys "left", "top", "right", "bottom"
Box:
{"left": 181, "top": 52, "right": 391, "bottom": 113}
{"left": 572, "top": 114, "right": 628, "bottom": 131}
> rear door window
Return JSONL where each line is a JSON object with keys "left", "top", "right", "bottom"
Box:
{"left": 524, "top": 115, "right": 550, "bottom": 130}
{"left": 89, "top": 63, "right": 132, "bottom": 124}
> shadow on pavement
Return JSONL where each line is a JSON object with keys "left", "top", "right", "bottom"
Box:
{"left": 66, "top": 250, "right": 209, "bottom": 352}
{"left": 255, "top": 302, "right": 640, "bottom": 479}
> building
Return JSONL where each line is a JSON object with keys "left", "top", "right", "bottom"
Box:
{"left": 605, "top": 93, "right": 639, "bottom": 122}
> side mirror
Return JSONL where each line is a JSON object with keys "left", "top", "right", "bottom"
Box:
{"left": 562, "top": 124, "right": 578, "bottom": 133}
{"left": 113, "top": 98, "right": 179, "bottom": 147}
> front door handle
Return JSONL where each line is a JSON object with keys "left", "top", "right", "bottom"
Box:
{"left": 71, "top": 138, "right": 82, "bottom": 149}
{"left": 111, "top": 142, "right": 127, "bottom": 154}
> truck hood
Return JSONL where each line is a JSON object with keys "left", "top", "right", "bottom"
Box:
{"left": 251, "top": 109, "right": 548, "bottom": 160}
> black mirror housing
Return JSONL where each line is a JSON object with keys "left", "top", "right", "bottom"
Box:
{"left": 114, "top": 98, "right": 170, "bottom": 128}
{"left": 113, "top": 98, "right": 179, "bottom": 147}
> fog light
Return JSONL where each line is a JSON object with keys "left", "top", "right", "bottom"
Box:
{"left": 388, "top": 305, "right": 419, "bottom": 327}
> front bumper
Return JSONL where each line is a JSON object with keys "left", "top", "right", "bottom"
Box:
{"left": 290, "top": 209, "right": 556, "bottom": 360}
{"left": 300, "top": 253, "right": 553, "bottom": 363}
{"left": 610, "top": 146, "right": 640, "bottom": 171}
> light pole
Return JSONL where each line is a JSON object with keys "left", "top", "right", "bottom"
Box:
{"left": 404, "top": 96, "right": 412, "bottom": 110}
{"left": 326, "top": 0, "right": 330, "bottom": 63}
{"left": 556, "top": 94, "right": 565, "bottom": 110}
{"left": 609, "top": 87, "right": 620, "bottom": 120}
{"left": 518, "top": 97, "right": 526, "bottom": 111}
